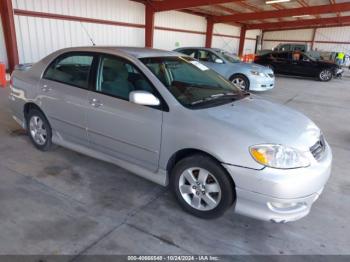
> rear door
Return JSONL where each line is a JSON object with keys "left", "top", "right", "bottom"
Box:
{"left": 39, "top": 52, "right": 95, "bottom": 147}
{"left": 86, "top": 54, "right": 163, "bottom": 172}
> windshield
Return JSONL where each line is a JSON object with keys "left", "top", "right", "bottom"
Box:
{"left": 140, "top": 56, "right": 244, "bottom": 108}
{"left": 217, "top": 50, "right": 240, "bottom": 63}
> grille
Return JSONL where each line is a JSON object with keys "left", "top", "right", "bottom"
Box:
{"left": 310, "top": 135, "right": 326, "bottom": 160}
{"left": 268, "top": 73, "right": 274, "bottom": 78}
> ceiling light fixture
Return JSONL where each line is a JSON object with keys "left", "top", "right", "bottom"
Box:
{"left": 265, "top": 0, "right": 291, "bottom": 4}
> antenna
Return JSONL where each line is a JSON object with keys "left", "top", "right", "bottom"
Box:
{"left": 80, "top": 22, "right": 96, "bottom": 46}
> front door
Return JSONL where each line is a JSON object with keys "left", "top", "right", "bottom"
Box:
{"left": 39, "top": 53, "right": 95, "bottom": 146}
{"left": 290, "top": 53, "right": 317, "bottom": 77}
{"left": 86, "top": 54, "right": 163, "bottom": 172}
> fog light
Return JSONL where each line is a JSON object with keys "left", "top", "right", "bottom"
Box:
{"left": 267, "top": 201, "right": 307, "bottom": 213}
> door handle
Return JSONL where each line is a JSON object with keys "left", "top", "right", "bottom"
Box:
{"left": 41, "top": 85, "right": 51, "bottom": 92}
{"left": 89, "top": 98, "right": 103, "bottom": 108}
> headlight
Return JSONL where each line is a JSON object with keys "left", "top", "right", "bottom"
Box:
{"left": 249, "top": 144, "right": 310, "bottom": 169}
{"left": 250, "top": 70, "right": 265, "bottom": 77}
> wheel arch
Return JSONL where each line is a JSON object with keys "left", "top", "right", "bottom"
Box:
{"left": 166, "top": 148, "right": 236, "bottom": 195}
{"left": 23, "top": 102, "right": 50, "bottom": 128}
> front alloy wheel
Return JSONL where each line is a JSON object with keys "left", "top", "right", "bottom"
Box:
{"left": 171, "top": 155, "right": 235, "bottom": 219}
{"left": 231, "top": 75, "right": 249, "bottom": 91}
{"left": 319, "top": 69, "right": 333, "bottom": 82}
{"left": 179, "top": 167, "right": 221, "bottom": 211}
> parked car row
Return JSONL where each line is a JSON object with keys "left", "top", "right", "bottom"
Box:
{"left": 9, "top": 46, "right": 332, "bottom": 222}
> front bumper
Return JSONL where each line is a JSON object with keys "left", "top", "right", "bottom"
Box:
{"left": 223, "top": 142, "right": 332, "bottom": 222}
{"left": 248, "top": 74, "right": 275, "bottom": 92}
{"left": 334, "top": 68, "right": 344, "bottom": 77}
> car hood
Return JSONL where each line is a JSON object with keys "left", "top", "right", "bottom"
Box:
{"left": 199, "top": 96, "right": 320, "bottom": 151}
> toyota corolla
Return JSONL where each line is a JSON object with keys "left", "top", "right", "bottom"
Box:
{"left": 9, "top": 47, "right": 332, "bottom": 222}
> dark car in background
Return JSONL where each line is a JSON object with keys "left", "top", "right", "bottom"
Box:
{"left": 254, "top": 51, "right": 343, "bottom": 82}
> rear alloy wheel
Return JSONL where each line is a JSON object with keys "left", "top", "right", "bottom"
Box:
{"left": 27, "top": 109, "right": 52, "bottom": 151}
{"left": 231, "top": 74, "right": 249, "bottom": 91}
{"left": 318, "top": 69, "right": 333, "bottom": 82}
{"left": 171, "top": 155, "right": 235, "bottom": 219}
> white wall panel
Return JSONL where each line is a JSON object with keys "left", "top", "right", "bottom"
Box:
{"left": 212, "top": 24, "right": 240, "bottom": 53}
{"left": 155, "top": 11, "right": 206, "bottom": 31}
{"left": 246, "top": 29, "right": 261, "bottom": 39}
{"left": 0, "top": 15, "right": 8, "bottom": 68}
{"left": 262, "top": 27, "right": 350, "bottom": 53}
{"left": 264, "top": 29, "right": 313, "bottom": 41}
{"left": 313, "top": 42, "right": 350, "bottom": 53}
{"left": 212, "top": 36, "right": 239, "bottom": 53}
{"left": 243, "top": 39, "right": 256, "bottom": 55}
{"left": 15, "top": 16, "right": 144, "bottom": 64}
{"left": 13, "top": 0, "right": 145, "bottom": 24}
{"left": 315, "top": 26, "right": 350, "bottom": 43}
{"left": 153, "top": 30, "right": 205, "bottom": 50}
{"left": 262, "top": 40, "right": 281, "bottom": 50}
{"left": 314, "top": 26, "right": 350, "bottom": 53}
{"left": 213, "top": 23, "right": 240, "bottom": 36}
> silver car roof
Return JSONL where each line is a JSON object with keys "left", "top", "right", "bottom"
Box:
{"left": 56, "top": 46, "right": 181, "bottom": 58}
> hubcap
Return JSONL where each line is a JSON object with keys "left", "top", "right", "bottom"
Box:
{"left": 179, "top": 168, "right": 221, "bottom": 211}
{"left": 232, "top": 77, "right": 246, "bottom": 90}
{"left": 320, "top": 70, "right": 332, "bottom": 81}
{"left": 29, "top": 116, "right": 47, "bottom": 146}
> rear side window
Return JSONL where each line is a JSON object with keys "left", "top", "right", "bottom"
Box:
{"left": 180, "top": 49, "right": 197, "bottom": 58}
{"left": 198, "top": 50, "right": 220, "bottom": 63}
{"left": 44, "top": 54, "right": 94, "bottom": 89}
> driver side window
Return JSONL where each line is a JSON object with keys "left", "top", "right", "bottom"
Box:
{"left": 96, "top": 56, "right": 155, "bottom": 100}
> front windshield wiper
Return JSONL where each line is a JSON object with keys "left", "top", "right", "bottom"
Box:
{"left": 190, "top": 92, "right": 247, "bottom": 106}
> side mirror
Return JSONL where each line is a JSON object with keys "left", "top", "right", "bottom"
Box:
{"left": 129, "top": 91, "right": 160, "bottom": 106}
{"left": 214, "top": 58, "right": 224, "bottom": 64}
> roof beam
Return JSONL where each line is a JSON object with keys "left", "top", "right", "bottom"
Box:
{"left": 246, "top": 15, "right": 350, "bottom": 30}
{"left": 213, "top": 2, "right": 350, "bottom": 23}
{"left": 151, "top": 0, "right": 240, "bottom": 12}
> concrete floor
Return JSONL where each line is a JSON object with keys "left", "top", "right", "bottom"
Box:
{"left": 0, "top": 74, "right": 349, "bottom": 257}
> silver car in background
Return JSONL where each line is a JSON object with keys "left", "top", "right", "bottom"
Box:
{"left": 174, "top": 47, "right": 275, "bottom": 91}
{"left": 9, "top": 47, "right": 331, "bottom": 222}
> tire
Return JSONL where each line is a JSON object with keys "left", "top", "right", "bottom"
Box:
{"left": 230, "top": 74, "right": 250, "bottom": 91}
{"left": 318, "top": 69, "right": 333, "bottom": 82}
{"left": 170, "top": 154, "right": 235, "bottom": 219}
{"left": 26, "top": 109, "right": 52, "bottom": 151}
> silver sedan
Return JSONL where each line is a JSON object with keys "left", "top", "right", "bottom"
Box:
{"left": 174, "top": 47, "right": 275, "bottom": 92}
{"left": 9, "top": 47, "right": 331, "bottom": 222}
